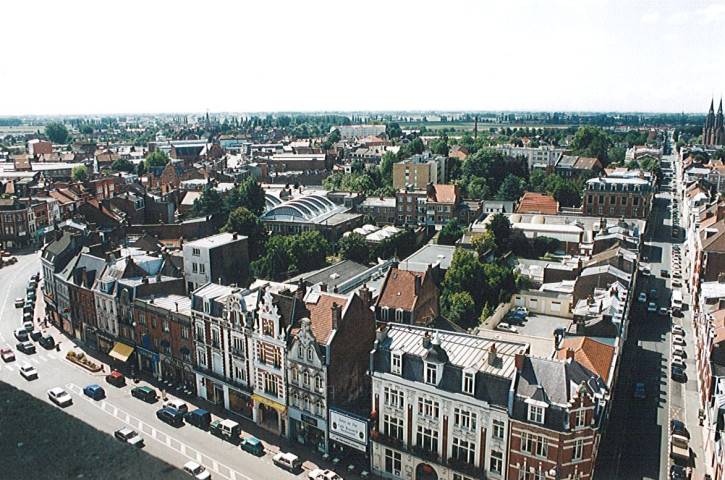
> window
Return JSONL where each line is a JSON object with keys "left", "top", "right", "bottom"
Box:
{"left": 234, "top": 364, "right": 246, "bottom": 382}
{"left": 528, "top": 404, "right": 545, "bottom": 424}
{"left": 384, "top": 386, "right": 404, "bottom": 408}
{"left": 395, "top": 309, "right": 404, "bottom": 322}
{"left": 574, "top": 409, "right": 586, "bottom": 428}
{"left": 490, "top": 450, "right": 503, "bottom": 475}
{"left": 297, "top": 344, "right": 303, "bottom": 358}
{"left": 315, "top": 375, "right": 323, "bottom": 391}
{"left": 416, "top": 425, "right": 439, "bottom": 453}
{"left": 199, "top": 264, "right": 206, "bottom": 274}
{"left": 181, "top": 327, "right": 190, "bottom": 340}
{"left": 573, "top": 438, "right": 584, "bottom": 460}
{"left": 264, "top": 373, "right": 278, "bottom": 396}
{"left": 452, "top": 437, "right": 475, "bottom": 463}
{"left": 203, "top": 300, "right": 210, "bottom": 314}
{"left": 303, "top": 371, "right": 310, "bottom": 387}
{"left": 391, "top": 352, "right": 402, "bottom": 375}
{"left": 307, "top": 347, "right": 314, "bottom": 361}
{"left": 211, "top": 329, "right": 221, "bottom": 348}
{"left": 454, "top": 475, "right": 474, "bottom": 480}
{"left": 196, "top": 348, "right": 206, "bottom": 367}
{"left": 453, "top": 408, "right": 476, "bottom": 430}
{"left": 292, "top": 368, "right": 299, "bottom": 383}
{"left": 162, "top": 320, "right": 170, "bottom": 333}
{"left": 381, "top": 307, "right": 390, "bottom": 322}
{"left": 463, "top": 372, "right": 474, "bottom": 395}
{"left": 493, "top": 419, "right": 505, "bottom": 440}
{"left": 383, "top": 414, "right": 404, "bottom": 440}
{"left": 425, "top": 363, "right": 438, "bottom": 384}
{"left": 233, "top": 336, "right": 245, "bottom": 356}
{"left": 521, "top": 432, "right": 548, "bottom": 458}
{"left": 384, "top": 449, "right": 401, "bottom": 476}
{"left": 192, "top": 262, "right": 198, "bottom": 273}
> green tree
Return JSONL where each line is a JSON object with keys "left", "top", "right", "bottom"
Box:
{"left": 528, "top": 169, "right": 546, "bottom": 192}
{"left": 496, "top": 174, "right": 524, "bottom": 201}
{"left": 80, "top": 124, "right": 93, "bottom": 136}
{"left": 570, "top": 126, "right": 610, "bottom": 164}
{"left": 471, "top": 230, "right": 497, "bottom": 256}
{"left": 222, "top": 206, "right": 268, "bottom": 260}
{"left": 137, "top": 161, "right": 147, "bottom": 176}
{"left": 444, "top": 291, "right": 476, "bottom": 326}
{"left": 191, "top": 186, "right": 224, "bottom": 218}
{"left": 467, "top": 177, "right": 490, "bottom": 200}
{"left": 607, "top": 146, "right": 626, "bottom": 166}
{"left": 487, "top": 213, "right": 511, "bottom": 254}
{"left": 71, "top": 165, "right": 88, "bottom": 182}
{"left": 429, "top": 138, "right": 449, "bottom": 155}
{"left": 438, "top": 219, "right": 465, "bottom": 246}
{"left": 45, "top": 122, "right": 69, "bottom": 144}
{"left": 380, "top": 151, "right": 395, "bottom": 185}
{"left": 338, "top": 233, "right": 370, "bottom": 264}
{"left": 328, "top": 129, "right": 341, "bottom": 144}
{"left": 145, "top": 150, "right": 170, "bottom": 168}
{"left": 551, "top": 180, "right": 581, "bottom": 208}
{"left": 386, "top": 122, "right": 403, "bottom": 138}
{"left": 251, "top": 236, "right": 293, "bottom": 280}
{"left": 111, "top": 158, "right": 134, "bottom": 173}
{"left": 236, "top": 176, "right": 266, "bottom": 216}
{"left": 532, "top": 236, "right": 561, "bottom": 257}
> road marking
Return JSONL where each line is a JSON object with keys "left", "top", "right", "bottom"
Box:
{"left": 166, "top": 436, "right": 171, "bottom": 446}
{"left": 40, "top": 356, "right": 48, "bottom": 362}
{"left": 4, "top": 365, "right": 13, "bottom": 372}
{"left": 30, "top": 357, "right": 39, "bottom": 364}
{"left": 197, "top": 452, "right": 202, "bottom": 462}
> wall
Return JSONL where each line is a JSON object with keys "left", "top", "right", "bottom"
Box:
{"left": 513, "top": 291, "right": 573, "bottom": 319}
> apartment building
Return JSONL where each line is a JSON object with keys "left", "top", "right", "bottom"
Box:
{"left": 581, "top": 170, "right": 654, "bottom": 219}
{"left": 183, "top": 232, "right": 249, "bottom": 291}
{"left": 393, "top": 153, "right": 447, "bottom": 190}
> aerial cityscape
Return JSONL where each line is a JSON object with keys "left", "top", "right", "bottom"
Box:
{"left": 1, "top": 2, "right": 724, "bottom": 480}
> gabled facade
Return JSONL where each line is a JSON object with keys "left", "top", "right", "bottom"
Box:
{"left": 375, "top": 266, "right": 439, "bottom": 326}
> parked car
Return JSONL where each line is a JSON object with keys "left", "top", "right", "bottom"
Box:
{"left": 39, "top": 334, "right": 55, "bottom": 349}
{"left": 240, "top": 436, "right": 264, "bottom": 456}
{"left": 156, "top": 407, "right": 184, "bottom": 427}
{"left": 17, "top": 341, "right": 36, "bottom": 354}
{"left": 14, "top": 298, "right": 24, "bottom": 308}
{"left": 672, "top": 278, "right": 682, "bottom": 287}
{"left": 671, "top": 464, "right": 687, "bottom": 480}
{"left": 273, "top": 452, "right": 301, "bottom": 472}
{"left": 19, "top": 363, "right": 38, "bottom": 380}
{"left": 30, "top": 329, "right": 42, "bottom": 342}
{"left": 1, "top": 347, "right": 15, "bottom": 362}
{"left": 308, "top": 469, "right": 343, "bottom": 480}
{"left": 210, "top": 419, "right": 241, "bottom": 443}
{"left": 83, "top": 384, "right": 106, "bottom": 400}
{"left": 48, "top": 387, "right": 73, "bottom": 407}
{"left": 496, "top": 322, "right": 518, "bottom": 333}
{"left": 672, "top": 345, "right": 686, "bottom": 358}
{"left": 114, "top": 427, "right": 145, "bottom": 447}
{"left": 23, "top": 321, "right": 33, "bottom": 332}
{"left": 504, "top": 312, "right": 525, "bottom": 325}
{"left": 670, "top": 419, "right": 690, "bottom": 438}
{"left": 649, "top": 289, "right": 658, "bottom": 299}
{"left": 106, "top": 371, "right": 126, "bottom": 387}
{"left": 647, "top": 302, "right": 657, "bottom": 313}
{"left": 671, "top": 366, "right": 686, "bottom": 382}
{"left": 672, "top": 325, "right": 684, "bottom": 336}
{"left": 131, "top": 386, "right": 157, "bottom": 403}
{"left": 660, "top": 269, "right": 669, "bottom": 277}
{"left": 163, "top": 398, "right": 188, "bottom": 414}
{"left": 634, "top": 382, "right": 646, "bottom": 399}
{"left": 671, "top": 355, "right": 685, "bottom": 369}
{"left": 14, "top": 328, "right": 28, "bottom": 341}
{"left": 638, "top": 292, "right": 647, "bottom": 303}
{"left": 672, "top": 334, "right": 685, "bottom": 346}
{"left": 184, "top": 408, "right": 212, "bottom": 430}
{"left": 183, "top": 461, "right": 211, "bottom": 480}
{"left": 659, "top": 307, "right": 669, "bottom": 316}
{"left": 513, "top": 307, "right": 529, "bottom": 316}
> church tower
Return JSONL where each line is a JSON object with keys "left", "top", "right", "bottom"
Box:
{"left": 704, "top": 99, "right": 715, "bottom": 145}
{"left": 715, "top": 98, "right": 724, "bottom": 145}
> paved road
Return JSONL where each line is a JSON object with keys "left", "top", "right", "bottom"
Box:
{"left": 595, "top": 154, "right": 681, "bottom": 480}
{"left": 0, "top": 252, "right": 314, "bottom": 480}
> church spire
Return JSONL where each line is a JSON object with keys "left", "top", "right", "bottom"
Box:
{"left": 710, "top": 98, "right": 715, "bottom": 113}
{"left": 719, "top": 98, "right": 723, "bottom": 114}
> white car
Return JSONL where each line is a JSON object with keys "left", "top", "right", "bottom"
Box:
{"left": 273, "top": 452, "right": 301, "bottom": 471}
{"left": 19, "top": 363, "right": 38, "bottom": 380}
{"left": 672, "top": 334, "right": 685, "bottom": 346}
{"left": 513, "top": 307, "right": 529, "bottom": 316}
{"left": 672, "top": 325, "right": 684, "bottom": 336}
{"left": 183, "top": 461, "right": 211, "bottom": 480}
{"left": 671, "top": 355, "right": 685, "bottom": 368}
{"left": 48, "top": 387, "right": 73, "bottom": 407}
{"left": 309, "top": 469, "right": 343, "bottom": 480}
{"left": 647, "top": 302, "right": 657, "bottom": 313}
{"left": 638, "top": 292, "right": 647, "bottom": 303}
{"left": 672, "top": 345, "right": 686, "bottom": 358}
{"left": 496, "top": 322, "right": 518, "bottom": 333}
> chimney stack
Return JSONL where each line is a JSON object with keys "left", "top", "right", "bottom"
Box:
{"left": 375, "top": 323, "right": 388, "bottom": 342}
{"left": 515, "top": 353, "right": 525, "bottom": 371}
{"left": 566, "top": 348, "right": 576, "bottom": 361}
{"left": 150, "top": 294, "right": 155, "bottom": 303}
{"left": 331, "top": 302, "right": 341, "bottom": 330}
{"left": 320, "top": 282, "right": 328, "bottom": 292}
{"left": 487, "top": 343, "right": 497, "bottom": 366}
{"left": 422, "top": 332, "right": 431, "bottom": 349}
{"left": 142, "top": 276, "right": 148, "bottom": 284}
{"left": 359, "top": 283, "right": 372, "bottom": 307}
{"left": 414, "top": 274, "right": 421, "bottom": 295}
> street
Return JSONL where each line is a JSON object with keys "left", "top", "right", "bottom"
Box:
{"left": 0, "top": 252, "right": 316, "bottom": 480}
{"left": 595, "top": 153, "right": 691, "bottom": 480}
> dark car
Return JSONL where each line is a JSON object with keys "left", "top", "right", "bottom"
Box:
{"left": 671, "top": 465, "right": 687, "bottom": 480}
{"left": 30, "top": 330, "right": 42, "bottom": 342}
{"left": 184, "top": 408, "right": 212, "bottom": 430}
{"left": 114, "top": 427, "right": 145, "bottom": 447}
{"left": 671, "top": 366, "right": 686, "bottom": 382}
{"left": 156, "top": 407, "right": 184, "bottom": 427}
{"left": 670, "top": 419, "right": 690, "bottom": 438}
{"left": 240, "top": 437, "right": 264, "bottom": 456}
{"left": 106, "top": 371, "right": 126, "bottom": 387}
{"left": 39, "top": 334, "right": 55, "bottom": 349}
{"left": 17, "top": 341, "right": 36, "bottom": 354}
{"left": 131, "top": 386, "right": 157, "bottom": 403}
{"left": 660, "top": 269, "right": 669, "bottom": 277}
{"left": 649, "top": 289, "right": 658, "bottom": 299}
{"left": 83, "top": 384, "right": 106, "bottom": 401}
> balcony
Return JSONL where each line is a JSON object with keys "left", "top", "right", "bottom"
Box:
{"left": 372, "top": 431, "right": 406, "bottom": 450}
{"left": 194, "top": 365, "right": 228, "bottom": 385}
{"left": 446, "top": 457, "right": 484, "bottom": 478}
{"left": 412, "top": 445, "right": 442, "bottom": 464}
{"left": 231, "top": 348, "right": 246, "bottom": 360}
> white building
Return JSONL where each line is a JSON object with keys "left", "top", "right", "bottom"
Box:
{"left": 334, "top": 125, "right": 387, "bottom": 139}
{"left": 182, "top": 232, "right": 249, "bottom": 292}
{"left": 369, "top": 324, "right": 528, "bottom": 480}
{"left": 493, "top": 145, "right": 565, "bottom": 170}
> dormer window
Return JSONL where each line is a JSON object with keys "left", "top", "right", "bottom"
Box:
{"left": 203, "top": 300, "right": 211, "bottom": 314}
{"left": 527, "top": 403, "right": 546, "bottom": 424}
{"left": 425, "top": 362, "right": 438, "bottom": 385}
{"left": 391, "top": 351, "right": 402, "bottom": 375}
{"left": 462, "top": 371, "right": 475, "bottom": 395}
{"left": 395, "top": 308, "right": 404, "bottom": 322}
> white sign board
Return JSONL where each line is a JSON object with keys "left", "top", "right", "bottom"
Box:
{"left": 329, "top": 410, "right": 367, "bottom": 452}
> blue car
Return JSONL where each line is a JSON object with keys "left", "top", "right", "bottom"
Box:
{"left": 83, "top": 384, "right": 106, "bottom": 400}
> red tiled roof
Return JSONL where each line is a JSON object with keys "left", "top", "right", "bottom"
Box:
{"left": 430, "top": 184, "right": 457, "bottom": 203}
{"left": 556, "top": 336, "right": 615, "bottom": 382}
{"left": 304, "top": 293, "right": 350, "bottom": 344}
{"left": 376, "top": 267, "right": 427, "bottom": 311}
{"left": 516, "top": 192, "right": 559, "bottom": 215}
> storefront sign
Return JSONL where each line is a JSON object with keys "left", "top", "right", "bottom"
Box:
{"left": 301, "top": 414, "right": 318, "bottom": 427}
{"left": 329, "top": 409, "right": 367, "bottom": 452}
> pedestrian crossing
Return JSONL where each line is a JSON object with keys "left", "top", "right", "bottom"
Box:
{"left": 0, "top": 353, "right": 55, "bottom": 371}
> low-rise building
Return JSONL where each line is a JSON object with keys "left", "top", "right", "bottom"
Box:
{"left": 183, "top": 232, "right": 249, "bottom": 291}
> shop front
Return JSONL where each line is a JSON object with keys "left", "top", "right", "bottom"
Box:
{"left": 227, "top": 386, "right": 253, "bottom": 419}
{"left": 83, "top": 325, "right": 99, "bottom": 351}
{"left": 289, "top": 408, "right": 327, "bottom": 453}
{"left": 97, "top": 331, "right": 115, "bottom": 355}
{"left": 137, "top": 346, "right": 160, "bottom": 377}
{"left": 60, "top": 308, "right": 74, "bottom": 337}
{"left": 328, "top": 408, "right": 369, "bottom": 469}
{"left": 252, "top": 393, "right": 287, "bottom": 435}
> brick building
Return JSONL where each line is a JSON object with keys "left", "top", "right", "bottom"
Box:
{"left": 375, "top": 265, "right": 439, "bottom": 326}
{"left": 396, "top": 183, "right": 467, "bottom": 229}
{"left": 392, "top": 154, "right": 447, "bottom": 190}
{"left": 581, "top": 170, "right": 654, "bottom": 219}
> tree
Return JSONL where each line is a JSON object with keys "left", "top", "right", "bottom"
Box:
{"left": 145, "top": 150, "right": 170, "bottom": 168}
{"left": 444, "top": 291, "right": 476, "bottom": 326}
{"left": 487, "top": 213, "right": 511, "bottom": 254}
{"left": 570, "top": 126, "right": 610, "bottom": 164}
{"left": 111, "top": 158, "right": 134, "bottom": 173}
{"left": 438, "top": 219, "right": 465, "bottom": 246}
{"left": 496, "top": 174, "right": 524, "bottom": 201}
{"left": 222, "top": 206, "right": 268, "bottom": 260}
{"left": 191, "top": 186, "right": 224, "bottom": 218}
{"left": 532, "top": 236, "right": 561, "bottom": 257}
{"left": 471, "top": 230, "right": 497, "bottom": 256}
{"left": 551, "top": 180, "right": 581, "bottom": 208}
{"left": 386, "top": 122, "right": 403, "bottom": 138}
{"left": 607, "top": 146, "right": 626, "bottom": 166}
{"left": 328, "top": 129, "right": 341, "bottom": 144}
{"left": 467, "top": 177, "right": 490, "bottom": 200}
{"left": 338, "top": 233, "right": 370, "bottom": 263}
{"left": 80, "top": 124, "right": 93, "bottom": 136}
{"left": 429, "top": 138, "right": 449, "bottom": 155}
{"left": 71, "top": 165, "right": 88, "bottom": 182}
{"left": 236, "top": 177, "right": 266, "bottom": 216}
{"left": 380, "top": 151, "right": 395, "bottom": 185}
{"left": 45, "top": 122, "right": 69, "bottom": 144}
{"left": 528, "top": 169, "right": 546, "bottom": 192}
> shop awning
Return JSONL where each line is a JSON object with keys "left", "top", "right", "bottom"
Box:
{"left": 252, "top": 393, "right": 286, "bottom": 413}
{"left": 108, "top": 342, "right": 134, "bottom": 362}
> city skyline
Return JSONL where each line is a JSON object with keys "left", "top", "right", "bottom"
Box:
{"left": 1, "top": 0, "right": 723, "bottom": 115}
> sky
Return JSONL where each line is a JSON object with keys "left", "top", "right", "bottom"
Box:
{"left": 0, "top": 0, "right": 723, "bottom": 116}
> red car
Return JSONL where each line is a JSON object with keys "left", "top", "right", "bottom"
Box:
{"left": 1, "top": 347, "right": 16, "bottom": 362}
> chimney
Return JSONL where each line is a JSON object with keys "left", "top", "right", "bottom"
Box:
{"left": 487, "top": 343, "right": 497, "bottom": 366}
{"left": 566, "top": 348, "right": 576, "bottom": 361}
{"left": 331, "top": 302, "right": 341, "bottom": 329}
{"left": 320, "top": 282, "right": 328, "bottom": 292}
{"left": 422, "top": 332, "right": 431, "bottom": 349}
{"left": 359, "top": 283, "right": 372, "bottom": 307}
{"left": 142, "top": 276, "right": 148, "bottom": 284}
{"left": 232, "top": 233, "right": 238, "bottom": 240}
{"left": 150, "top": 294, "right": 155, "bottom": 303}
{"left": 375, "top": 323, "right": 388, "bottom": 342}
{"left": 515, "top": 353, "right": 525, "bottom": 371}
{"left": 174, "top": 302, "right": 178, "bottom": 312}
{"left": 414, "top": 274, "right": 421, "bottom": 295}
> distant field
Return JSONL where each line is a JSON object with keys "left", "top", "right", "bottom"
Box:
{"left": 0, "top": 125, "right": 44, "bottom": 136}
{"left": 398, "top": 121, "right": 573, "bottom": 132}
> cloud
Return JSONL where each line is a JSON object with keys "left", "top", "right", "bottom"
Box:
{"left": 641, "top": 12, "right": 660, "bottom": 23}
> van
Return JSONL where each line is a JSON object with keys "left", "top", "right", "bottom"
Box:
{"left": 39, "top": 334, "right": 55, "bottom": 349}
{"left": 184, "top": 409, "right": 212, "bottom": 430}
{"left": 210, "top": 419, "right": 241, "bottom": 443}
